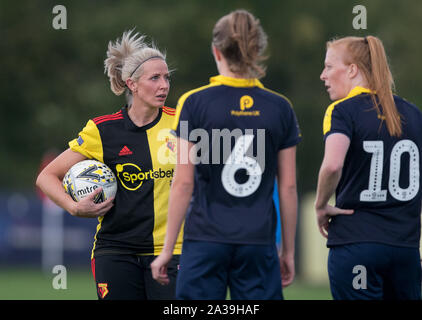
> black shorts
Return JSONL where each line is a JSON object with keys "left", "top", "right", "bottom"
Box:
{"left": 91, "top": 254, "right": 180, "bottom": 300}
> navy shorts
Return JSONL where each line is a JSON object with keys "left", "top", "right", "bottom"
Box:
{"left": 328, "top": 242, "right": 421, "bottom": 300}
{"left": 92, "top": 254, "right": 180, "bottom": 300}
{"left": 176, "top": 240, "right": 283, "bottom": 300}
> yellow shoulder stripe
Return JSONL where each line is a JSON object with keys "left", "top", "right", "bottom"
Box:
{"left": 260, "top": 87, "right": 293, "bottom": 108}
{"left": 323, "top": 86, "right": 374, "bottom": 135}
{"left": 323, "top": 99, "right": 346, "bottom": 135}
{"left": 172, "top": 83, "right": 221, "bottom": 131}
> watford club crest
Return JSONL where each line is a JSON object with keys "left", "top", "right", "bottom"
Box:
{"left": 97, "top": 283, "right": 109, "bottom": 299}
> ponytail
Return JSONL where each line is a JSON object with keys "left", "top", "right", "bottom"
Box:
{"left": 212, "top": 9, "right": 268, "bottom": 78}
{"left": 366, "top": 36, "right": 401, "bottom": 137}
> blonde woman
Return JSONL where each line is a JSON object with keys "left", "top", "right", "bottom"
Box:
{"left": 316, "top": 36, "right": 422, "bottom": 299}
{"left": 152, "top": 10, "right": 300, "bottom": 300}
{"left": 36, "top": 30, "right": 182, "bottom": 300}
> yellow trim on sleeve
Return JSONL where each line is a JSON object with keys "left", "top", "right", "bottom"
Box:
{"left": 68, "top": 120, "right": 104, "bottom": 162}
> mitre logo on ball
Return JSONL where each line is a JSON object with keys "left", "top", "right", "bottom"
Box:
{"left": 62, "top": 160, "right": 117, "bottom": 203}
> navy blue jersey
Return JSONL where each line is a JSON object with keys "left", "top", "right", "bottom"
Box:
{"left": 172, "top": 75, "right": 301, "bottom": 245}
{"left": 323, "top": 86, "right": 422, "bottom": 248}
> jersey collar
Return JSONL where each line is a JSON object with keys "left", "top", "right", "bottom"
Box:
{"left": 123, "top": 105, "right": 163, "bottom": 131}
{"left": 345, "top": 86, "right": 374, "bottom": 99}
{"left": 209, "top": 75, "right": 264, "bottom": 88}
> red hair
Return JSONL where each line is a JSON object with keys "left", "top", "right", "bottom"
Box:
{"left": 328, "top": 36, "right": 401, "bottom": 137}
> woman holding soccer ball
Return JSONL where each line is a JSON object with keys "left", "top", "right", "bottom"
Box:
{"left": 36, "top": 30, "right": 182, "bottom": 300}
{"left": 315, "top": 35, "right": 422, "bottom": 299}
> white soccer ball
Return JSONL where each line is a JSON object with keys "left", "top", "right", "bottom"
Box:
{"left": 62, "top": 160, "right": 117, "bottom": 203}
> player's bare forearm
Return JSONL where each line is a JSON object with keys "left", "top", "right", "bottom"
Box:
{"left": 37, "top": 172, "right": 76, "bottom": 214}
{"left": 315, "top": 164, "right": 342, "bottom": 209}
{"left": 36, "top": 149, "right": 87, "bottom": 215}
{"left": 315, "top": 134, "right": 350, "bottom": 209}
{"left": 277, "top": 146, "right": 298, "bottom": 258}
{"left": 162, "top": 139, "right": 195, "bottom": 254}
{"left": 279, "top": 185, "right": 297, "bottom": 258}
{"left": 162, "top": 178, "right": 193, "bottom": 254}
{"left": 315, "top": 135, "right": 354, "bottom": 237}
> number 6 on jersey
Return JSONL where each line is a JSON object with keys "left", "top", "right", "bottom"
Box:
{"left": 221, "top": 134, "right": 263, "bottom": 197}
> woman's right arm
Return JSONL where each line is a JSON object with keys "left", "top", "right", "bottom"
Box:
{"left": 314, "top": 133, "right": 354, "bottom": 237}
{"left": 36, "top": 148, "right": 114, "bottom": 218}
{"left": 276, "top": 145, "right": 298, "bottom": 287}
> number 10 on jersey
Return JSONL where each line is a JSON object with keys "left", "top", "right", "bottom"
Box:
{"left": 360, "top": 140, "right": 420, "bottom": 202}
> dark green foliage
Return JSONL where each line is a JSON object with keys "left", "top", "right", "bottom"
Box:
{"left": 2, "top": 0, "right": 422, "bottom": 192}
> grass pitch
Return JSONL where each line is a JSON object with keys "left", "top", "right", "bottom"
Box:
{"left": 0, "top": 267, "right": 331, "bottom": 300}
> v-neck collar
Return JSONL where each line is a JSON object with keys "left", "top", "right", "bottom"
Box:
{"left": 122, "top": 105, "right": 162, "bottom": 131}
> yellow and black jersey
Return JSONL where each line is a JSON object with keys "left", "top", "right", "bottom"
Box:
{"left": 68, "top": 106, "right": 182, "bottom": 258}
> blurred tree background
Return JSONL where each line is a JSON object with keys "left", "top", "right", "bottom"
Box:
{"left": 2, "top": 0, "right": 422, "bottom": 195}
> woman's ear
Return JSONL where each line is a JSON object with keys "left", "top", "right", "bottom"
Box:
{"left": 126, "top": 78, "right": 137, "bottom": 93}
{"left": 348, "top": 63, "right": 358, "bottom": 79}
{"left": 212, "top": 45, "right": 222, "bottom": 62}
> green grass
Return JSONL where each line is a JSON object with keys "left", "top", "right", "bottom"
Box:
{"left": 0, "top": 267, "right": 97, "bottom": 300}
{"left": 283, "top": 281, "right": 332, "bottom": 300}
{"left": 0, "top": 268, "right": 331, "bottom": 300}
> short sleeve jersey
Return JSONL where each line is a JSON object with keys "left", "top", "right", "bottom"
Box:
{"left": 172, "top": 75, "right": 301, "bottom": 245}
{"left": 323, "top": 86, "right": 422, "bottom": 248}
{"left": 68, "top": 106, "right": 183, "bottom": 257}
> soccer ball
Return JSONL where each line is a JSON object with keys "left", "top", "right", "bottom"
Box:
{"left": 62, "top": 160, "right": 117, "bottom": 203}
